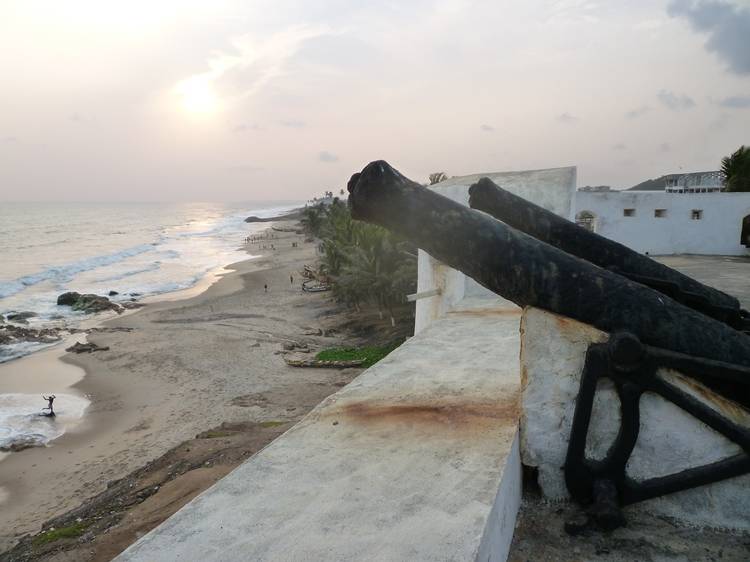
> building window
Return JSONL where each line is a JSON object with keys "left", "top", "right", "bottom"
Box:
{"left": 691, "top": 209, "right": 703, "bottom": 220}
{"left": 575, "top": 211, "right": 597, "bottom": 232}
{"left": 623, "top": 208, "right": 636, "bottom": 217}
{"left": 654, "top": 209, "right": 667, "bottom": 218}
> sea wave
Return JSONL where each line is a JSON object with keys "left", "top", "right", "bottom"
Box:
{"left": 0, "top": 393, "right": 89, "bottom": 451}
{"left": 0, "top": 243, "right": 156, "bottom": 299}
{"left": 93, "top": 261, "right": 163, "bottom": 284}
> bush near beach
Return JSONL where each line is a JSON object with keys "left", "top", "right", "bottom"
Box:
{"left": 301, "top": 199, "right": 417, "bottom": 329}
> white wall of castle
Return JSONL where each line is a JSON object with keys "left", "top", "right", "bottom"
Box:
{"left": 415, "top": 166, "right": 577, "bottom": 334}
{"left": 576, "top": 191, "right": 750, "bottom": 256}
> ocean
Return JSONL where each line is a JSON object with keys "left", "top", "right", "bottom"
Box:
{"left": 0, "top": 201, "right": 300, "bottom": 363}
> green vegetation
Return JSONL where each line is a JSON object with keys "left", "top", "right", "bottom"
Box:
{"left": 199, "top": 430, "right": 233, "bottom": 439}
{"left": 315, "top": 342, "right": 401, "bottom": 368}
{"left": 301, "top": 199, "right": 417, "bottom": 326}
{"left": 259, "top": 420, "right": 287, "bottom": 428}
{"left": 722, "top": 145, "right": 750, "bottom": 192}
{"left": 33, "top": 522, "right": 89, "bottom": 546}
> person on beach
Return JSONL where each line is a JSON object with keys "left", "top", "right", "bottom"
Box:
{"left": 290, "top": 274, "right": 294, "bottom": 285}
{"left": 264, "top": 284, "right": 268, "bottom": 293}
{"left": 41, "top": 394, "right": 56, "bottom": 417}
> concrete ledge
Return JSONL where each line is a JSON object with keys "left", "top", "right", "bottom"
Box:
{"left": 117, "top": 304, "right": 522, "bottom": 561}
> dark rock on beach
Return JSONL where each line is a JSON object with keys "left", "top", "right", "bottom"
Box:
{"left": 57, "top": 292, "right": 123, "bottom": 314}
{"left": 66, "top": 341, "right": 110, "bottom": 354}
{"left": 108, "top": 290, "right": 119, "bottom": 296}
{"left": 6, "top": 311, "right": 37, "bottom": 323}
{"left": 57, "top": 292, "right": 81, "bottom": 306}
{"left": 0, "top": 324, "right": 61, "bottom": 346}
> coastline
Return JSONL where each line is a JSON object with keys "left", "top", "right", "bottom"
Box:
{"left": 0, "top": 217, "right": 368, "bottom": 554}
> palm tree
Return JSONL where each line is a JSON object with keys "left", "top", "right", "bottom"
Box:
{"left": 429, "top": 172, "right": 448, "bottom": 185}
{"left": 300, "top": 204, "right": 326, "bottom": 236}
{"left": 721, "top": 146, "right": 750, "bottom": 192}
{"left": 308, "top": 196, "right": 417, "bottom": 324}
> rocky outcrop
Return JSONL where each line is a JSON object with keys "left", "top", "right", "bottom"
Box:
{"left": 56, "top": 292, "right": 80, "bottom": 306}
{"left": 57, "top": 292, "right": 123, "bottom": 314}
{"left": 0, "top": 324, "right": 61, "bottom": 346}
{"left": 6, "top": 311, "right": 37, "bottom": 323}
{"left": 66, "top": 341, "right": 110, "bottom": 354}
{"left": 245, "top": 209, "right": 302, "bottom": 223}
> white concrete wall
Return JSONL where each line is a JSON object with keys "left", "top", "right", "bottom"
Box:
{"left": 576, "top": 191, "right": 750, "bottom": 256}
{"left": 415, "top": 166, "right": 577, "bottom": 334}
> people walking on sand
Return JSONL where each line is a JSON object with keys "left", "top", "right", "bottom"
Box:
{"left": 264, "top": 284, "right": 268, "bottom": 293}
{"left": 290, "top": 274, "right": 294, "bottom": 285}
{"left": 41, "top": 394, "right": 56, "bottom": 417}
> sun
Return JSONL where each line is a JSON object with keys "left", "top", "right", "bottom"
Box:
{"left": 175, "top": 76, "right": 220, "bottom": 116}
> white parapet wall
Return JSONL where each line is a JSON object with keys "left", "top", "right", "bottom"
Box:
{"left": 520, "top": 306, "right": 750, "bottom": 530}
{"left": 576, "top": 190, "right": 750, "bottom": 256}
{"left": 415, "top": 166, "right": 577, "bottom": 334}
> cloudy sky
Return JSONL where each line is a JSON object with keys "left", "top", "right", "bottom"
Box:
{"left": 0, "top": 0, "right": 748, "bottom": 201}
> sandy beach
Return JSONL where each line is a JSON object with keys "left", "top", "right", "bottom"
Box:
{"left": 0, "top": 220, "right": 371, "bottom": 555}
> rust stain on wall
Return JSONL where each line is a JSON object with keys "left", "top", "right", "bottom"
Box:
{"left": 331, "top": 394, "right": 520, "bottom": 433}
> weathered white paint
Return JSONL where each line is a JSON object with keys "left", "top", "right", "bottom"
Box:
{"left": 415, "top": 166, "right": 577, "bottom": 334}
{"left": 520, "top": 307, "right": 750, "bottom": 530}
{"left": 116, "top": 301, "right": 523, "bottom": 562}
{"left": 576, "top": 190, "right": 750, "bottom": 256}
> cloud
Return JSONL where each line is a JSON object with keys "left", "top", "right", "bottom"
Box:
{"left": 612, "top": 142, "right": 627, "bottom": 151}
{"left": 318, "top": 151, "right": 338, "bottom": 163}
{"left": 480, "top": 124, "right": 495, "bottom": 132}
{"left": 716, "top": 95, "right": 750, "bottom": 108}
{"left": 634, "top": 19, "right": 664, "bottom": 31}
{"left": 174, "top": 24, "right": 332, "bottom": 107}
{"left": 70, "top": 112, "right": 95, "bottom": 125}
{"left": 224, "top": 164, "right": 264, "bottom": 173}
{"left": 667, "top": 0, "right": 750, "bottom": 75}
{"left": 280, "top": 120, "right": 306, "bottom": 128}
{"left": 2, "top": 136, "right": 18, "bottom": 143}
{"left": 657, "top": 89, "right": 696, "bottom": 110}
{"left": 233, "top": 123, "right": 260, "bottom": 133}
{"left": 556, "top": 112, "right": 578, "bottom": 124}
{"left": 625, "top": 105, "right": 651, "bottom": 119}
{"left": 660, "top": 142, "right": 671, "bottom": 152}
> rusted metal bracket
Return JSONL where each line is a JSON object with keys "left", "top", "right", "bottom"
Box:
{"left": 564, "top": 332, "right": 750, "bottom": 531}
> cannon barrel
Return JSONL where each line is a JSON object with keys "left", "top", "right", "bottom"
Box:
{"left": 467, "top": 177, "right": 742, "bottom": 325}
{"left": 347, "top": 160, "right": 750, "bottom": 372}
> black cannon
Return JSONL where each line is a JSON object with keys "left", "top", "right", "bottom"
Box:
{"left": 347, "top": 160, "right": 750, "bottom": 530}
